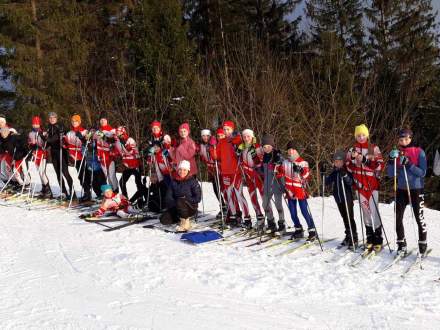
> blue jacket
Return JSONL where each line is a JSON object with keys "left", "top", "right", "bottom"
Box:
{"left": 386, "top": 144, "right": 426, "bottom": 190}
{"left": 166, "top": 175, "right": 201, "bottom": 208}
{"left": 325, "top": 168, "right": 354, "bottom": 204}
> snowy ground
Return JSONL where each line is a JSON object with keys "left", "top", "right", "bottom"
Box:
{"left": 1, "top": 166, "right": 440, "bottom": 329}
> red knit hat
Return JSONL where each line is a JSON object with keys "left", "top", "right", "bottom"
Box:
{"left": 216, "top": 128, "right": 225, "bottom": 136}
{"left": 223, "top": 120, "right": 235, "bottom": 130}
{"left": 32, "top": 116, "right": 42, "bottom": 126}
{"left": 150, "top": 121, "right": 161, "bottom": 129}
{"left": 179, "top": 122, "right": 190, "bottom": 133}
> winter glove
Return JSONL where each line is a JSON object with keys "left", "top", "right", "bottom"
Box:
{"left": 209, "top": 136, "right": 217, "bottom": 146}
{"left": 163, "top": 134, "right": 171, "bottom": 145}
{"left": 75, "top": 131, "right": 83, "bottom": 140}
{"left": 292, "top": 163, "right": 303, "bottom": 173}
{"left": 319, "top": 162, "right": 327, "bottom": 175}
{"left": 162, "top": 149, "right": 169, "bottom": 157}
{"left": 400, "top": 155, "right": 411, "bottom": 166}
{"left": 389, "top": 148, "right": 399, "bottom": 159}
{"left": 147, "top": 147, "right": 155, "bottom": 156}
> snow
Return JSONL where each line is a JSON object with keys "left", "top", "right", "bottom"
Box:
{"left": 1, "top": 165, "right": 440, "bottom": 329}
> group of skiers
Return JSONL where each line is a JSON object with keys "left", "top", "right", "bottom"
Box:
{"left": 0, "top": 113, "right": 430, "bottom": 256}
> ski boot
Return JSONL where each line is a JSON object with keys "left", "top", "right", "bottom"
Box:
{"left": 290, "top": 226, "right": 304, "bottom": 240}
{"left": 266, "top": 220, "right": 277, "bottom": 235}
{"left": 79, "top": 191, "right": 91, "bottom": 203}
{"left": 365, "top": 226, "right": 374, "bottom": 251}
{"left": 347, "top": 236, "right": 359, "bottom": 250}
{"left": 396, "top": 239, "right": 408, "bottom": 257}
{"left": 226, "top": 214, "right": 239, "bottom": 228}
{"left": 40, "top": 184, "right": 53, "bottom": 199}
{"left": 419, "top": 241, "right": 428, "bottom": 258}
{"left": 306, "top": 228, "right": 317, "bottom": 242}
{"left": 373, "top": 227, "right": 383, "bottom": 253}
{"left": 256, "top": 215, "right": 265, "bottom": 233}
{"left": 275, "top": 220, "right": 286, "bottom": 236}
{"left": 339, "top": 235, "right": 350, "bottom": 247}
{"left": 242, "top": 215, "right": 253, "bottom": 230}
{"left": 176, "top": 217, "right": 192, "bottom": 233}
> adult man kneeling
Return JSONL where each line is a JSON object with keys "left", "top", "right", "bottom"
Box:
{"left": 160, "top": 160, "right": 201, "bottom": 232}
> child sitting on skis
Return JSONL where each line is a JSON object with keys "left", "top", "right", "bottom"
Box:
{"left": 277, "top": 142, "right": 316, "bottom": 241}
{"left": 92, "top": 184, "right": 137, "bottom": 218}
{"left": 325, "top": 150, "right": 358, "bottom": 248}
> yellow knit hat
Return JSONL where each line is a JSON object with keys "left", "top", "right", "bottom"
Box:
{"left": 71, "top": 114, "right": 81, "bottom": 124}
{"left": 354, "top": 124, "right": 369, "bottom": 138}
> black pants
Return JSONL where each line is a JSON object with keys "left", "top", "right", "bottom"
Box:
{"left": 50, "top": 149, "right": 73, "bottom": 195}
{"left": 396, "top": 188, "right": 427, "bottom": 243}
{"left": 160, "top": 198, "right": 198, "bottom": 225}
{"left": 89, "top": 170, "right": 106, "bottom": 198}
{"left": 336, "top": 200, "right": 358, "bottom": 240}
{"left": 119, "top": 168, "right": 143, "bottom": 199}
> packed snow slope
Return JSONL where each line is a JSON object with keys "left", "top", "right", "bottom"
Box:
{"left": 1, "top": 170, "right": 440, "bottom": 329}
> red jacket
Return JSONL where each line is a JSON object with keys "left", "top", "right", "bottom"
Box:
{"left": 277, "top": 157, "right": 310, "bottom": 200}
{"left": 115, "top": 136, "right": 140, "bottom": 169}
{"left": 210, "top": 135, "right": 241, "bottom": 175}
{"left": 170, "top": 136, "right": 198, "bottom": 177}
{"left": 346, "top": 141, "right": 383, "bottom": 197}
{"left": 64, "top": 126, "right": 88, "bottom": 161}
{"left": 95, "top": 192, "right": 129, "bottom": 216}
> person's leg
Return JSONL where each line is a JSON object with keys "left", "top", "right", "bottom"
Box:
{"left": 298, "top": 199, "right": 315, "bottom": 229}
{"left": 411, "top": 189, "right": 427, "bottom": 252}
{"left": 288, "top": 199, "right": 301, "bottom": 228}
{"left": 119, "top": 169, "right": 131, "bottom": 198}
{"left": 395, "top": 189, "right": 407, "bottom": 243}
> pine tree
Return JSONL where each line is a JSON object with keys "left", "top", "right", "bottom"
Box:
{"left": 306, "top": 0, "right": 365, "bottom": 76}
{"left": 129, "top": 0, "right": 197, "bottom": 131}
{"left": 365, "top": 0, "right": 439, "bottom": 138}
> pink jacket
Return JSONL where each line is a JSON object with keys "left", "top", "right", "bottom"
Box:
{"left": 171, "top": 137, "right": 198, "bottom": 177}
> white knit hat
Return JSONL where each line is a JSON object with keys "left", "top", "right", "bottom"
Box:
{"left": 178, "top": 160, "right": 191, "bottom": 171}
{"left": 242, "top": 129, "right": 254, "bottom": 137}
{"left": 201, "top": 129, "right": 211, "bottom": 137}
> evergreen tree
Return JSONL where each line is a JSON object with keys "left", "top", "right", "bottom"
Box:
{"left": 306, "top": 0, "right": 365, "bottom": 76}
{"left": 365, "top": 0, "right": 439, "bottom": 139}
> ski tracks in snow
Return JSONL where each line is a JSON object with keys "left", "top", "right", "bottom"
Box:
{"left": 1, "top": 195, "right": 440, "bottom": 329}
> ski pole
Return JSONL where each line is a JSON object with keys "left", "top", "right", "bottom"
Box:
{"left": 341, "top": 174, "right": 356, "bottom": 251}
{"left": 356, "top": 190, "right": 366, "bottom": 246}
{"left": 361, "top": 164, "right": 392, "bottom": 253}
{"left": 214, "top": 157, "right": 225, "bottom": 233}
{"left": 393, "top": 156, "right": 397, "bottom": 251}
{"left": 60, "top": 133, "right": 64, "bottom": 201}
{"left": 402, "top": 164, "right": 422, "bottom": 257}
{"left": 69, "top": 137, "right": 91, "bottom": 208}
{"left": 321, "top": 171, "right": 325, "bottom": 242}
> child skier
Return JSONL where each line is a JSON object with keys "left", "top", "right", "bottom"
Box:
{"left": 28, "top": 116, "right": 51, "bottom": 197}
{"left": 238, "top": 129, "right": 265, "bottom": 228}
{"left": 346, "top": 124, "right": 384, "bottom": 252}
{"left": 199, "top": 129, "right": 225, "bottom": 218}
{"left": 64, "top": 114, "right": 92, "bottom": 202}
{"left": 277, "top": 142, "right": 316, "bottom": 240}
{"left": 170, "top": 122, "right": 198, "bottom": 177}
{"left": 387, "top": 128, "right": 428, "bottom": 256}
{"left": 114, "top": 126, "right": 143, "bottom": 200}
{"left": 260, "top": 134, "right": 285, "bottom": 233}
{"left": 94, "top": 117, "right": 118, "bottom": 192}
{"left": 92, "top": 184, "right": 137, "bottom": 218}
{"left": 325, "top": 150, "right": 358, "bottom": 248}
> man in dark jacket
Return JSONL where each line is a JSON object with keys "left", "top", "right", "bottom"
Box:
{"left": 44, "top": 112, "right": 73, "bottom": 198}
{"left": 160, "top": 160, "right": 202, "bottom": 232}
{"left": 325, "top": 150, "right": 358, "bottom": 247}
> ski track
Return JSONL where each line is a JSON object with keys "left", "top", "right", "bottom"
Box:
{"left": 0, "top": 170, "right": 440, "bottom": 329}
